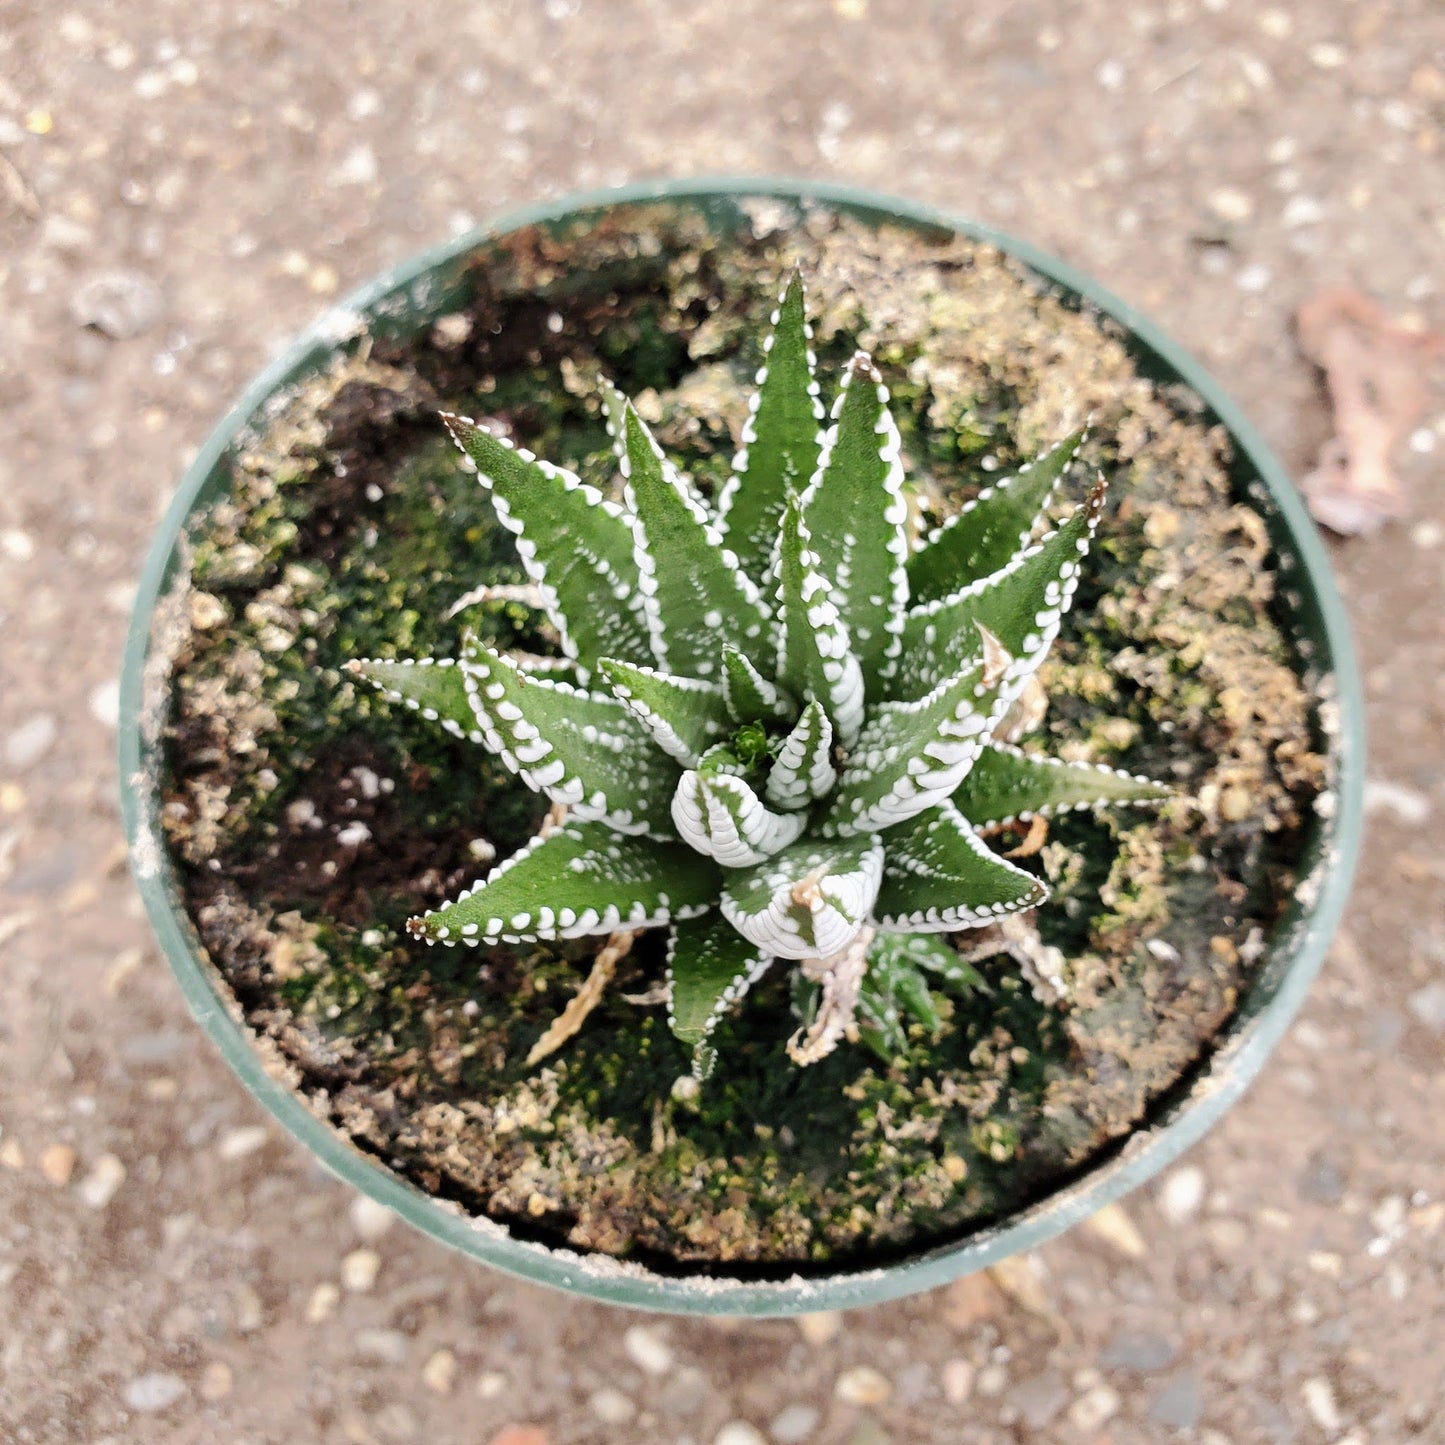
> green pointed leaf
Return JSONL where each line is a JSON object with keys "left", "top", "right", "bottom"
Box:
{"left": 461, "top": 638, "right": 679, "bottom": 836}
{"left": 826, "top": 637, "right": 1010, "bottom": 836}
{"left": 596, "top": 657, "right": 730, "bottom": 766}
{"left": 874, "top": 802, "right": 1047, "bottom": 933}
{"left": 670, "top": 770, "right": 807, "bottom": 867}
{"left": 621, "top": 404, "right": 771, "bottom": 678}
{"left": 597, "top": 375, "right": 632, "bottom": 471}
{"left": 667, "top": 913, "right": 773, "bottom": 1079}
{"left": 721, "top": 645, "right": 795, "bottom": 725}
{"left": 442, "top": 413, "right": 653, "bottom": 677}
{"left": 800, "top": 352, "right": 910, "bottom": 678}
{"left": 716, "top": 272, "right": 824, "bottom": 583}
{"left": 407, "top": 822, "right": 721, "bottom": 945}
{"left": 776, "top": 495, "right": 865, "bottom": 746}
{"left": 720, "top": 834, "right": 884, "bottom": 960}
{"left": 888, "top": 478, "right": 1108, "bottom": 701}
{"left": 908, "top": 429, "right": 1086, "bottom": 606}
{"left": 955, "top": 742, "right": 1172, "bottom": 829}
{"left": 903, "top": 931, "right": 987, "bottom": 993}
{"left": 765, "top": 700, "right": 836, "bottom": 811}
{"left": 347, "top": 656, "right": 483, "bottom": 743}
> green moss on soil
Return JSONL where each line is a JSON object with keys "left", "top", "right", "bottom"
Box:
{"left": 156, "top": 198, "right": 1327, "bottom": 1273}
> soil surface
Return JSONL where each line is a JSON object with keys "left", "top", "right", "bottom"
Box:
{"left": 1, "top": 1, "right": 1442, "bottom": 1442}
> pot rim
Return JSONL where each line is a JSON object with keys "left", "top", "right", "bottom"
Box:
{"left": 119, "top": 176, "right": 1364, "bottom": 1315}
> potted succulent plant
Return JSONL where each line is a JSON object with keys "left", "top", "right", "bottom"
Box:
{"left": 120, "top": 179, "right": 1362, "bottom": 1314}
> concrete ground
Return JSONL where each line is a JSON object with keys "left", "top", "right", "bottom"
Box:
{"left": 1, "top": 2, "right": 1442, "bottom": 1441}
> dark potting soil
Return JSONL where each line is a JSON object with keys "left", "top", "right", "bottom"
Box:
{"left": 151, "top": 197, "right": 1330, "bottom": 1272}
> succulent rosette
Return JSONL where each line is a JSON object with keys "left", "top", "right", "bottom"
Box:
{"left": 350, "top": 277, "right": 1168, "bottom": 1078}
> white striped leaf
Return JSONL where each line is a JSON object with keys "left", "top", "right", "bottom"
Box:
{"left": 765, "top": 700, "right": 836, "bottom": 812}
{"left": 347, "top": 657, "right": 483, "bottom": 743}
{"left": 460, "top": 638, "right": 679, "bottom": 836}
{"left": 955, "top": 742, "right": 1172, "bottom": 828}
{"left": 596, "top": 657, "right": 730, "bottom": 766}
{"left": 908, "top": 428, "right": 1086, "bottom": 606}
{"left": 671, "top": 769, "right": 807, "bottom": 868}
{"left": 873, "top": 802, "right": 1047, "bottom": 933}
{"left": 721, "top": 645, "right": 795, "bottom": 725}
{"left": 776, "top": 495, "right": 865, "bottom": 747}
{"left": 799, "top": 352, "right": 910, "bottom": 680}
{"left": 720, "top": 834, "right": 884, "bottom": 960}
{"left": 716, "top": 272, "right": 824, "bottom": 584}
{"left": 442, "top": 413, "right": 653, "bottom": 678}
{"left": 826, "top": 633, "right": 1011, "bottom": 836}
{"left": 667, "top": 913, "right": 774, "bottom": 1080}
{"left": 406, "top": 822, "right": 720, "bottom": 946}
{"left": 621, "top": 403, "right": 771, "bottom": 679}
{"left": 888, "top": 478, "right": 1107, "bottom": 702}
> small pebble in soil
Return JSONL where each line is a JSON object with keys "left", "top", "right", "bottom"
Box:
{"left": 1158, "top": 1165, "right": 1206, "bottom": 1224}
{"left": 305, "top": 1281, "right": 341, "bottom": 1323}
{"left": 623, "top": 1323, "right": 674, "bottom": 1376}
{"left": 124, "top": 1372, "right": 188, "bottom": 1413}
{"left": 349, "top": 1194, "right": 397, "bottom": 1240}
{"left": 341, "top": 1247, "right": 381, "bottom": 1292}
{"left": 589, "top": 1387, "right": 636, "bottom": 1424}
{"left": 199, "top": 1361, "right": 233, "bottom": 1401}
{"left": 79, "top": 1152, "right": 126, "bottom": 1208}
{"left": 769, "top": 1402, "right": 821, "bottom": 1442}
{"left": 835, "top": 1366, "right": 892, "bottom": 1406}
{"left": 39, "top": 1143, "right": 77, "bottom": 1185}
{"left": 476, "top": 1371, "right": 508, "bottom": 1399}
{"left": 423, "top": 1348, "right": 457, "bottom": 1393}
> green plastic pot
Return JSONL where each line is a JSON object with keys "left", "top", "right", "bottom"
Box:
{"left": 120, "top": 178, "right": 1364, "bottom": 1316}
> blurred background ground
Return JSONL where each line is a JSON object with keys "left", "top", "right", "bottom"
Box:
{"left": 1, "top": 2, "right": 1443, "bottom": 1442}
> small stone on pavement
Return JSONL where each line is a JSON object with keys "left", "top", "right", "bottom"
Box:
{"left": 39, "top": 1143, "right": 77, "bottom": 1185}
{"left": 305, "top": 1281, "right": 340, "bottom": 1323}
{"left": 341, "top": 1247, "right": 381, "bottom": 1292}
{"left": 79, "top": 1152, "right": 126, "bottom": 1208}
{"left": 1069, "top": 1383, "right": 1121, "bottom": 1430}
{"left": 769, "top": 1402, "right": 820, "bottom": 1442}
{"left": 589, "top": 1387, "right": 636, "bottom": 1424}
{"left": 623, "top": 1322, "right": 674, "bottom": 1375}
{"left": 349, "top": 1193, "right": 396, "bottom": 1240}
{"left": 796, "top": 1310, "right": 843, "bottom": 1345}
{"left": 835, "top": 1365, "right": 892, "bottom": 1406}
{"left": 1158, "top": 1165, "right": 1206, "bottom": 1224}
{"left": 199, "top": 1361, "right": 233, "bottom": 1401}
{"left": 124, "top": 1372, "right": 188, "bottom": 1413}
{"left": 423, "top": 1347, "right": 457, "bottom": 1393}
{"left": 715, "top": 1424, "right": 767, "bottom": 1445}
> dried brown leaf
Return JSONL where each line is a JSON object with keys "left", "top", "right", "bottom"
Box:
{"left": 1297, "top": 287, "right": 1442, "bottom": 535}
